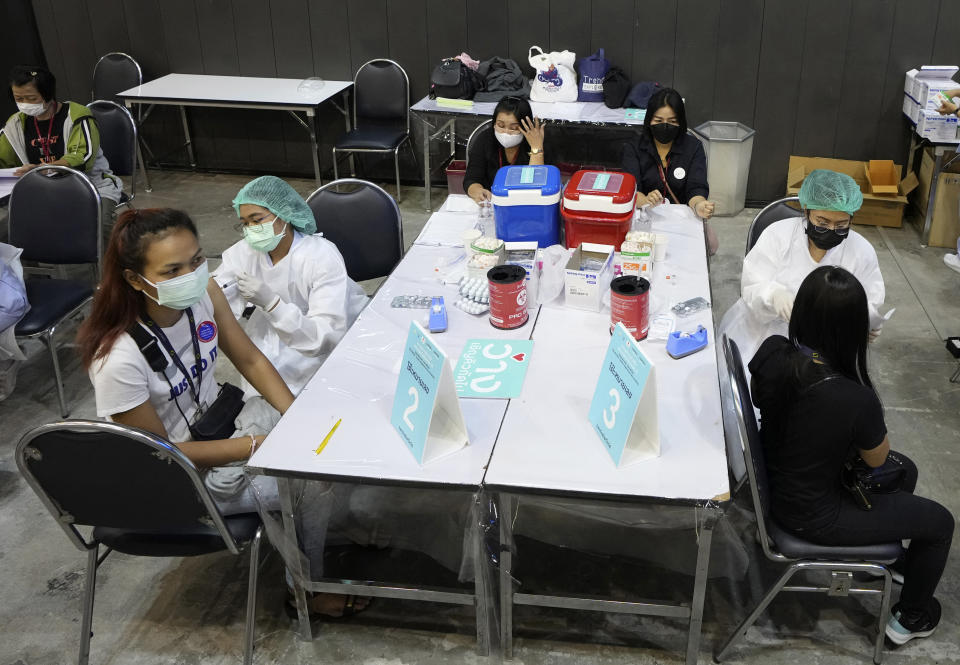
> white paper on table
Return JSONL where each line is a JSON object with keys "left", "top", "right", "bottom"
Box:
{"left": 415, "top": 213, "right": 481, "bottom": 247}
{"left": 444, "top": 195, "right": 479, "bottom": 213}
{"left": 0, "top": 180, "right": 15, "bottom": 200}
{"left": 0, "top": 168, "right": 20, "bottom": 178}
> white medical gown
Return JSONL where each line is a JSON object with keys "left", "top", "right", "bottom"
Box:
{"left": 718, "top": 217, "right": 886, "bottom": 367}
{"left": 215, "top": 232, "right": 368, "bottom": 396}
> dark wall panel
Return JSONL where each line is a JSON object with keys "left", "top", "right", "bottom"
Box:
{"left": 26, "top": 0, "right": 960, "bottom": 199}
{"left": 749, "top": 0, "right": 807, "bottom": 199}
{"left": 632, "top": 0, "right": 676, "bottom": 85}
{"left": 712, "top": 0, "right": 762, "bottom": 124}
{"left": 590, "top": 0, "right": 633, "bottom": 81}
{"left": 468, "top": 0, "right": 509, "bottom": 62}
{"left": 833, "top": 0, "right": 895, "bottom": 159}
{"left": 672, "top": 0, "right": 720, "bottom": 127}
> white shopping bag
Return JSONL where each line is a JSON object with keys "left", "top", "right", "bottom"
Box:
{"left": 529, "top": 46, "right": 578, "bottom": 103}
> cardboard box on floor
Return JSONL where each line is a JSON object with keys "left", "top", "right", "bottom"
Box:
{"left": 786, "top": 156, "right": 918, "bottom": 228}
{"left": 913, "top": 146, "right": 960, "bottom": 248}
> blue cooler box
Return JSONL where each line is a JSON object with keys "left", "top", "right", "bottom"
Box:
{"left": 491, "top": 165, "right": 562, "bottom": 246}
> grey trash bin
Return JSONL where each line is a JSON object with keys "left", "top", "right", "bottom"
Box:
{"left": 691, "top": 121, "right": 756, "bottom": 216}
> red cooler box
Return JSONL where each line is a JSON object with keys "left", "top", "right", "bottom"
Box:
{"left": 562, "top": 170, "right": 637, "bottom": 249}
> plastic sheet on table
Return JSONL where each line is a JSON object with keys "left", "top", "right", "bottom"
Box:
{"left": 243, "top": 469, "right": 484, "bottom": 590}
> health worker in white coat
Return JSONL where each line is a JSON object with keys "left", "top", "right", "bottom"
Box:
{"left": 719, "top": 168, "right": 887, "bottom": 368}
{"left": 215, "top": 176, "right": 368, "bottom": 397}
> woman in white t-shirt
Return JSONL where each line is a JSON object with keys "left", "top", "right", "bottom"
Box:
{"left": 77, "top": 208, "right": 295, "bottom": 468}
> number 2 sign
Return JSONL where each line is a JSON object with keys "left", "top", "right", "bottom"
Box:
{"left": 390, "top": 321, "right": 469, "bottom": 465}
{"left": 588, "top": 322, "right": 660, "bottom": 467}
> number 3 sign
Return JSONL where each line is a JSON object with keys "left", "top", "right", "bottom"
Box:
{"left": 391, "top": 321, "right": 469, "bottom": 465}
{"left": 588, "top": 322, "right": 660, "bottom": 466}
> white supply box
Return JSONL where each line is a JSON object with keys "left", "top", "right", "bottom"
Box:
{"left": 504, "top": 241, "right": 541, "bottom": 309}
{"left": 903, "top": 93, "right": 920, "bottom": 125}
{"left": 564, "top": 242, "right": 614, "bottom": 311}
{"left": 909, "top": 66, "right": 959, "bottom": 100}
{"left": 916, "top": 78, "right": 959, "bottom": 111}
{"left": 916, "top": 109, "right": 960, "bottom": 143}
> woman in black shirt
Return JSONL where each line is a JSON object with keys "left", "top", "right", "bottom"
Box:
{"left": 464, "top": 96, "right": 545, "bottom": 203}
{"left": 621, "top": 88, "right": 718, "bottom": 253}
{"left": 750, "top": 265, "right": 953, "bottom": 646}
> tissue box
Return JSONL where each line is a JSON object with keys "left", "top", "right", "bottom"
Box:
{"left": 504, "top": 241, "right": 541, "bottom": 309}
{"left": 564, "top": 242, "right": 614, "bottom": 311}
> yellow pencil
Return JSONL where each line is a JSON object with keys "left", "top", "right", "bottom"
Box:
{"left": 315, "top": 418, "right": 342, "bottom": 455}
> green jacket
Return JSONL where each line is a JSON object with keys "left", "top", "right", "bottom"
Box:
{"left": 0, "top": 101, "right": 122, "bottom": 202}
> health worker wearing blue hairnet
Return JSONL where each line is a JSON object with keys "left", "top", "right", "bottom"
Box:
{"left": 718, "top": 169, "right": 887, "bottom": 366}
{"left": 214, "top": 176, "right": 368, "bottom": 397}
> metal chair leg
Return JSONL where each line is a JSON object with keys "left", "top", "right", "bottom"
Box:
{"left": 874, "top": 570, "right": 893, "bottom": 664}
{"left": 78, "top": 544, "right": 99, "bottom": 665}
{"left": 332, "top": 148, "right": 340, "bottom": 182}
{"left": 499, "top": 493, "right": 514, "bottom": 660}
{"left": 43, "top": 329, "right": 69, "bottom": 418}
{"left": 950, "top": 362, "right": 960, "bottom": 383}
{"left": 243, "top": 525, "right": 263, "bottom": 665}
{"left": 714, "top": 563, "right": 801, "bottom": 662}
{"left": 394, "top": 147, "right": 402, "bottom": 203}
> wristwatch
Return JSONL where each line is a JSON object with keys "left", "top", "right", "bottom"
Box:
{"left": 528, "top": 147, "right": 543, "bottom": 155}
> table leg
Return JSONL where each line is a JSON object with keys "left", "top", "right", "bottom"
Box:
{"left": 423, "top": 117, "right": 432, "bottom": 211}
{"left": 278, "top": 478, "right": 313, "bottom": 641}
{"left": 178, "top": 105, "right": 196, "bottom": 168}
{"left": 685, "top": 507, "right": 717, "bottom": 665}
{"left": 905, "top": 134, "right": 918, "bottom": 175}
{"left": 307, "top": 109, "right": 323, "bottom": 189}
{"left": 921, "top": 148, "right": 943, "bottom": 246}
{"left": 499, "top": 492, "right": 514, "bottom": 660}
{"left": 473, "top": 494, "right": 491, "bottom": 656}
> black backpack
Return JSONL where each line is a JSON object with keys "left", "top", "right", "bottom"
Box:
{"left": 603, "top": 66, "right": 632, "bottom": 109}
{"left": 430, "top": 58, "right": 482, "bottom": 100}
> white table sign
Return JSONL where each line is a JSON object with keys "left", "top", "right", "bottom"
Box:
{"left": 587, "top": 322, "right": 660, "bottom": 467}
{"left": 390, "top": 321, "right": 469, "bottom": 465}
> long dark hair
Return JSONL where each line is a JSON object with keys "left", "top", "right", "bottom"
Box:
{"left": 643, "top": 87, "right": 687, "bottom": 142}
{"left": 788, "top": 266, "right": 873, "bottom": 389}
{"left": 77, "top": 208, "right": 198, "bottom": 369}
{"left": 492, "top": 96, "right": 532, "bottom": 153}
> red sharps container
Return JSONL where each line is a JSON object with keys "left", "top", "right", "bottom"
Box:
{"left": 488, "top": 265, "right": 529, "bottom": 330}
{"left": 609, "top": 275, "right": 650, "bottom": 340}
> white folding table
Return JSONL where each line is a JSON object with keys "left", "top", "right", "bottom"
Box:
{"left": 483, "top": 205, "right": 728, "bottom": 664}
{"left": 247, "top": 240, "right": 542, "bottom": 652}
{"left": 410, "top": 96, "right": 646, "bottom": 211}
{"left": 118, "top": 74, "right": 353, "bottom": 187}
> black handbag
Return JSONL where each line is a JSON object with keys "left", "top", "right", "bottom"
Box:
{"left": 602, "top": 66, "right": 632, "bottom": 109}
{"left": 128, "top": 322, "right": 244, "bottom": 442}
{"left": 430, "top": 58, "right": 481, "bottom": 100}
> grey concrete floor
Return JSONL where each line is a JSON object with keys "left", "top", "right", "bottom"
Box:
{"left": 1, "top": 171, "right": 959, "bottom": 664}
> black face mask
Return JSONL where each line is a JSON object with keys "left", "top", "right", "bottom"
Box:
{"left": 805, "top": 220, "right": 848, "bottom": 250}
{"left": 650, "top": 122, "right": 681, "bottom": 144}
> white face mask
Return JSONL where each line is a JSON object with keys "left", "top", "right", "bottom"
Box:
{"left": 495, "top": 131, "right": 523, "bottom": 149}
{"left": 17, "top": 101, "right": 47, "bottom": 117}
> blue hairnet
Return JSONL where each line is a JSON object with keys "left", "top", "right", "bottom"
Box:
{"left": 798, "top": 169, "right": 864, "bottom": 215}
{"left": 232, "top": 176, "right": 317, "bottom": 234}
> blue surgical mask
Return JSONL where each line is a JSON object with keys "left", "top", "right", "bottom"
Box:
{"left": 139, "top": 261, "right": 209, "bottom": 310}
{"left": 242, "top": 216, "right": 285, "bottom": 252}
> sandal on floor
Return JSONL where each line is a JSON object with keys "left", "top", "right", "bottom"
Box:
{"left": 283, "top": 591, "right": 372, "bottom": 622}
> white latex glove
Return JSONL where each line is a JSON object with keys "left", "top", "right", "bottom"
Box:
{"left": 771, "top": 287, "right": 794, "bottom": 322}
{"left": 237, "top": 272, "right": 280, "bottom": 311}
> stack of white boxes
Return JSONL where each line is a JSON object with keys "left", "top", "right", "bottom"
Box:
{"left": 904, "top": 66, "right": 960, "bottom": 143}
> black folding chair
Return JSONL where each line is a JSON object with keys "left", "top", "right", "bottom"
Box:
{"left": 745, "top": 196, "right": 801, "bottom": 254}
{"left": 714, "top": 336, "right": 900, "bottom": 664}
{"left": 465, "top": 119, "right": 492, "bottom": 167}
{"left": 87, "top": 100, "right": 138, "bottom": 205}
{"left": 306, "top": 178, "right": 404, "bottom": 283}
{"left": 16, "top": 420, "right": 264, "bottom": 665}
{"left": 91, "top": 52, "right": 152, "bottom": 192}
{"left": 10, "top": 166, "right": 101, "bottom": 417}
{"left": 332, "top": 59, "right": 413, "bottom": 202}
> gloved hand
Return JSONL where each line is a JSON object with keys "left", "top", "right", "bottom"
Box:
{"left": 771, "top": 287, "right": 794, "bottom": 322}
{"left": 237, "top": 272, "right": 280, "bottom": 311}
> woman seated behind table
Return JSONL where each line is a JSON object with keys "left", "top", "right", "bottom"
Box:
{"left": 750, "top": 265, "right": 953, "bottom": 646}
{"left": 1, "top": 65, "right": 123, "bottom": 240}
{"left": 213, "top": 176, "right": 368, "bottom": 398}
{"left": 719, "top": 169, "right": 886, "bottom": 367}
{"left": 621, "top": 87, "right": 718, "bottom": 254}
{"left": 464, "top": 95, "right": 546, "bottom": 203}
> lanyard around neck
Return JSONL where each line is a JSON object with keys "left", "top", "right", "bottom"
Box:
{"left": 141, "top": 308, "right": 203, "bottom": 405}
{"left": 33, "top": 114, "right": 55, "bottom": 163}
